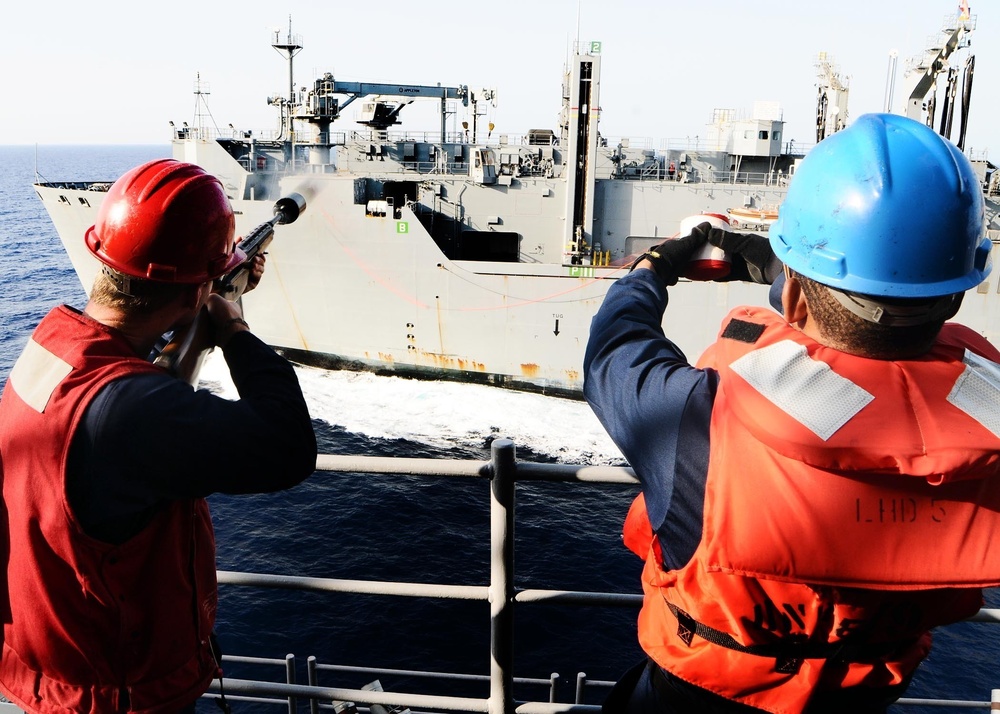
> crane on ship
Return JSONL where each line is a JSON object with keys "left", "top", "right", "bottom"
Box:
{"left": 269, "top": 18, "right": 469, "bottom": 153}
{"left": 298, "top": 73, "right": 470, "bottom": 137}
{"left": 900, "top": 4, "right": 976, "bottom": 149}
{"left": 815, "top": 52, "right": 850, "bottom": 143}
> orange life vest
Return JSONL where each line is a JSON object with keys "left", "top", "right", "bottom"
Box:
{"left": 629, "top": 307, "right": 1000, "bottom": 713}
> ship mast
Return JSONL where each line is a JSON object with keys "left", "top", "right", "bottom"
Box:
{"left": 192, "top": 72, "right": 215, "bottom": 138}
{"left": 272, "top": 17, "right": 303, "bottom": 167}
{"left": 561, "top": 42, "right": 602, "bottom": 264}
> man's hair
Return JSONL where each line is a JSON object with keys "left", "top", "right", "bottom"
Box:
{"left": 89, "top": 269, "right": 193, "bottom": 316}
{"left": 795, "top": 273, "right": 953, "bottom": 359}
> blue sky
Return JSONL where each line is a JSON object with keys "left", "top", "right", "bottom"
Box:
{"left": 4, "top": 0, "right": 996, "bottom": 156}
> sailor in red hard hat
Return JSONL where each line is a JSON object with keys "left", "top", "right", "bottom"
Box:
{"left": 0, "top": 159, "right": 317, "bottom": 714}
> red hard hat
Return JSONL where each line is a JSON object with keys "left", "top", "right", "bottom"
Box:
{"left": 85, "top": 159, "right": 244, "bottom": 283}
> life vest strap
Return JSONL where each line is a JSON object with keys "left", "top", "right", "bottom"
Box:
{"left": 668, "top": 602, "right": 914, "bottom": 674}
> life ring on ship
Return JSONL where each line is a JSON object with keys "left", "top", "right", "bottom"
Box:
{"left": 727, "top": 207, "right": 779, "bottom": 229}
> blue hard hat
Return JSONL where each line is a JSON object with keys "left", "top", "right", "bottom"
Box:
{"left": 769, "top": 113, "right": 991, "bottom": 298}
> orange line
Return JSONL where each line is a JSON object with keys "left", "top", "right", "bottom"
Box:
{"left": 320, "top": 207, "right": 430, "bottom": 309}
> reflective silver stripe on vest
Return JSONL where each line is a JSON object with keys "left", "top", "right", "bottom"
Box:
{"left": 947, "top": 349, "right": 1000, "bottom": 438}
{"left": 730, "top": 340, "right": 874, "bottom": 441}
{"left": 8, "top": 338, "right": 73, "bottom": 414}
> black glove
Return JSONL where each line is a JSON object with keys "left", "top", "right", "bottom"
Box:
{"left": 706, "top": 229, "right": 781, "bottom": 284}
{"left": 630, "top": 222, "right": 710, "bottom": 286}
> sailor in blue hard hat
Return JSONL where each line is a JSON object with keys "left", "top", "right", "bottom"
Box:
{"left": 584, "top": 113, "right": 1000, "bottom": 713}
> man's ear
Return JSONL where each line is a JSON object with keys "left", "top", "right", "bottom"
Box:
{"left": 180, "top": 281, "right": 211, "bottom": 311}
{"left": 944, "top": 292, "right": 964, "bottom": 321}
{"left": 781, "top": 276, "right": 809, "bottom": 326}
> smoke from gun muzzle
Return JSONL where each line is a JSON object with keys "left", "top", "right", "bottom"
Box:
{"left": 273, "top": 192, "right": 307, "bottom": 225}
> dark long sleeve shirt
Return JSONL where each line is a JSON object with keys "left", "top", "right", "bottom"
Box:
{"left": 584, "top": 269, "right": 718, "bottom": 569}
{"left": 67, "top": 331, "right": 317, "bottom": 544}
{"left": 585, "top": 271, "right": 784, "bottom": 567}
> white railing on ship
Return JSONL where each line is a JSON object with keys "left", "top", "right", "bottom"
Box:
{"left": 201, "top": 440, "right": 1000, "bottom": 713}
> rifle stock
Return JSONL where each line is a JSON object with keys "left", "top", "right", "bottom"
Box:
{"left": 152, "top": 192, "right": 307, "bottom": 385}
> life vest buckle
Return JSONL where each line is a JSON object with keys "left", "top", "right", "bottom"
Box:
{"left": 674, "top": 607, "right": 697, "bottom": 647}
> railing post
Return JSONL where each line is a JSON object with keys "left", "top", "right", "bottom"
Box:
{"left": 489, "top": 439, "right": 516, "bottom": 714}
{"left": 285, "top": 654, "right": 297, "bottom": 714}
{"left": 575, "top": 672, "right": 587, "bottom": 704}
{"left": 548, "top": 673, "right": 559, "bottom": 703}
{"left": 307, "top": 656, "right": 319, "bottom": 714}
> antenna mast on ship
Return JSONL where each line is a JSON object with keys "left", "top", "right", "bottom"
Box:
{"left": 192, "top": 72, "right": 217, "bottom": 138}
{"left": 272, "top": 16, "right": 303, "bottom": 163}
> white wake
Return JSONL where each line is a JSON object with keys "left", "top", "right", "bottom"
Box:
{"left": 199, "top": 351, "right": 625, "bottom": 465}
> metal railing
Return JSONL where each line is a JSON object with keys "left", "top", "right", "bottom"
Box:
{"left": 204, "top": 440, "right": 1000, "bottom": 713}
{"left": 611, "top": 166, "right": 793, "bottom": 187}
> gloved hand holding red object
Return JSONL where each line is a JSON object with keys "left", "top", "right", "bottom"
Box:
{"left": 630, "top": 222, "right": 711, "bottom": 286}
{"left": 706, "top": 229, "right": 782, "bottom": 284}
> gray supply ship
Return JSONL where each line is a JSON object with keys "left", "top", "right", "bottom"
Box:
{"left": 34, "top": 10, "right": 999, "bottom": 398}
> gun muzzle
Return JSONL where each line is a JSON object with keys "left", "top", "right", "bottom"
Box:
{"left": 274, "top": 192, "right": 307, "bottom": 225}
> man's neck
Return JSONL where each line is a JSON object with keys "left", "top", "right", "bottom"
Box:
{"left": 82, "top": 302, "right": 177, "bottom": 358}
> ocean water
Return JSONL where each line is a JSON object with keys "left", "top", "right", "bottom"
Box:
{"left": 1, "top": 145, "right": 997, "bottom": 712}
